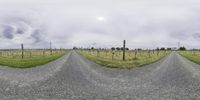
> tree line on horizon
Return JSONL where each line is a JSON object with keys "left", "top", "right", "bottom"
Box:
{"left": 73, "top": 46, "right": 187, "bottom": 51}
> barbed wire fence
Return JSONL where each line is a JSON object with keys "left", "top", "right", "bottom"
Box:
{"left": 0, "top": 42, "right": 67, "bottom": 59}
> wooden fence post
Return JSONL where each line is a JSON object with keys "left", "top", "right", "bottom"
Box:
{"left": 97, "top": 50, "right": 99, "bottom": 57}
{"left": 43, "top": 50, "right": 45, "bottom": 57}
{"left": 148, "top": 50, "right": 151, "bottom": 58}
{"left": 21, "top": 43, "right": 24, "bottom": 59}
{"left": 135, "top": 51, "right": 137, "bottom": 59}
{"left": 157, "top": 50, "right": 159, "bottom": 56}
{"left": 112, "top": 52, "right": 115, "bottom": 60}
{"left": 29, "top": 52, "right": 32, "bottom": 58}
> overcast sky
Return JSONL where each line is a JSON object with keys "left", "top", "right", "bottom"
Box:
{"left": 0, "top": 0, "right": 200, "bottom": 49}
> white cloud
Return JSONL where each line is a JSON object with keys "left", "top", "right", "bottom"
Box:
{"left": 0, "top": 0, "right": 200, "bottom": 49}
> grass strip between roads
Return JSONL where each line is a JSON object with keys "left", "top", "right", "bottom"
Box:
{"left": 78, "top": 51, "right": 167, "bottom": 69}
{"left": 179, "top": 51, "right": 200, "bottom": 64}
{"left": 0, "top": 51, "right": 68, "bottom": 68}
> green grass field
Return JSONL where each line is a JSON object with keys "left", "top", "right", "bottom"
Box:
{"left": 77, "top": 50, "right": 168, "bottom": 68}
{"left": 0, "top": 50, "right": 68, "bottom": 68}
{"left": 179, "top": 50, "right": 200, "bottom": 64}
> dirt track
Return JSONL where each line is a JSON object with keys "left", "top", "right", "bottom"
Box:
{"left": 0, "top": 51, "right": 200, "bottom": 100}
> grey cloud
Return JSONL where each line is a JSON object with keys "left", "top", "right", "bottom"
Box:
{"left": 169, "top": 33, "right": 189, "bottom": 40}
{"left": 31, "top": 30, "right": 43, "bottom": 43}
{"left": 16, "top": 28, "right": 24, "bottom": 34}
{"left": 193, "top": 33, "right": 200, "bottom": 39}
{"left": 2, "top": 25, "right": 14, "bottom": 39}
{"left": 0, "top": 15, "right": 48, "bottom": 49}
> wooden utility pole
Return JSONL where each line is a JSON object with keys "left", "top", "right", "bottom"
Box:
{"left": 123, "top": 40, "right": 126, "bottom": 61}
{"left": 21, "top": 43, "right": 24, "bottom": 59}
{"left": 178, "top": 42, "right": 180, "bottom": 50}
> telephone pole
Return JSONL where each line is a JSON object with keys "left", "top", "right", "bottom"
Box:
{"left": 50, "top": 41, "right": 52, "bottom": 55}
{"left": 178, "top": 42, "right": 180, "bottom": 50}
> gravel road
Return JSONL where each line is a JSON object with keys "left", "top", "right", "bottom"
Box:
{"left": 0, "top": 51, "right": 200, "bottom": 100}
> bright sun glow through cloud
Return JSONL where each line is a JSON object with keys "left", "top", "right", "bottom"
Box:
{"left": 97, "top": 16, "right": 105, "bottom": 21}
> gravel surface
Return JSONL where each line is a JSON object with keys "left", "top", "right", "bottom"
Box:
{"left": 0, "top": 51, "right": 200, "bottom": 100}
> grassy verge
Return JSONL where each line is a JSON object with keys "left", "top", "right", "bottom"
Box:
{"left": 77, "top": 50, "right": 167, "bottom": 69}
{"left": 179, "top": 51, "right": 200, "bottom": 64}
{"left": 0, "top": 51, "right": 68, "bottom": 68}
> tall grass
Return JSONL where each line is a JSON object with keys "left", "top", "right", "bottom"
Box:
{"left": 77, "top": 50, "right": 168, "bottom": 68}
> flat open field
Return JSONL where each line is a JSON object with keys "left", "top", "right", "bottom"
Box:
{"left": 77, "top": 50, "right": 168, "bottom": 68}
{"left": 0, "top": 49, "right": 68, "bottom": 68}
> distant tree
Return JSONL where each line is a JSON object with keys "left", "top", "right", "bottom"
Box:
{"left": 192, "top": 48, "right": 198, "bottom": 51}
{"left": 137, "top": 48, "right": 142, "bottom": 51}
{"left": 120, "top": 47, "right": 124, "bottom": 50}
{"left": 73, "top": 46, "right": 78, "bottom": 50}
{"left": 111, "top": 47, "right": 115, "bottom": 50}
{"left": 160, "top": 47, "right": 166, "bottom": 50}
{"left": 116, "top": 47, "right": 121, "bottom": 51}
{"left": 91, "top": 47, "right": 94, "bottom": 50}
{"left": 120, "top": 47, "right": 129, "bottom": 50}
{"left": 179, "top": 46, "right": 186, "bottom": 50}
{"left": 102, "top": 48, "right": 106, "bottom": 50}
{"left": 78, "top": 47, "right": 83, "bottom": 50}
{"left": 167, "top": 48, "right": 172, "bottom": 50}
{"left": 156, "top": 47, "right": 160, "bottom": 51}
